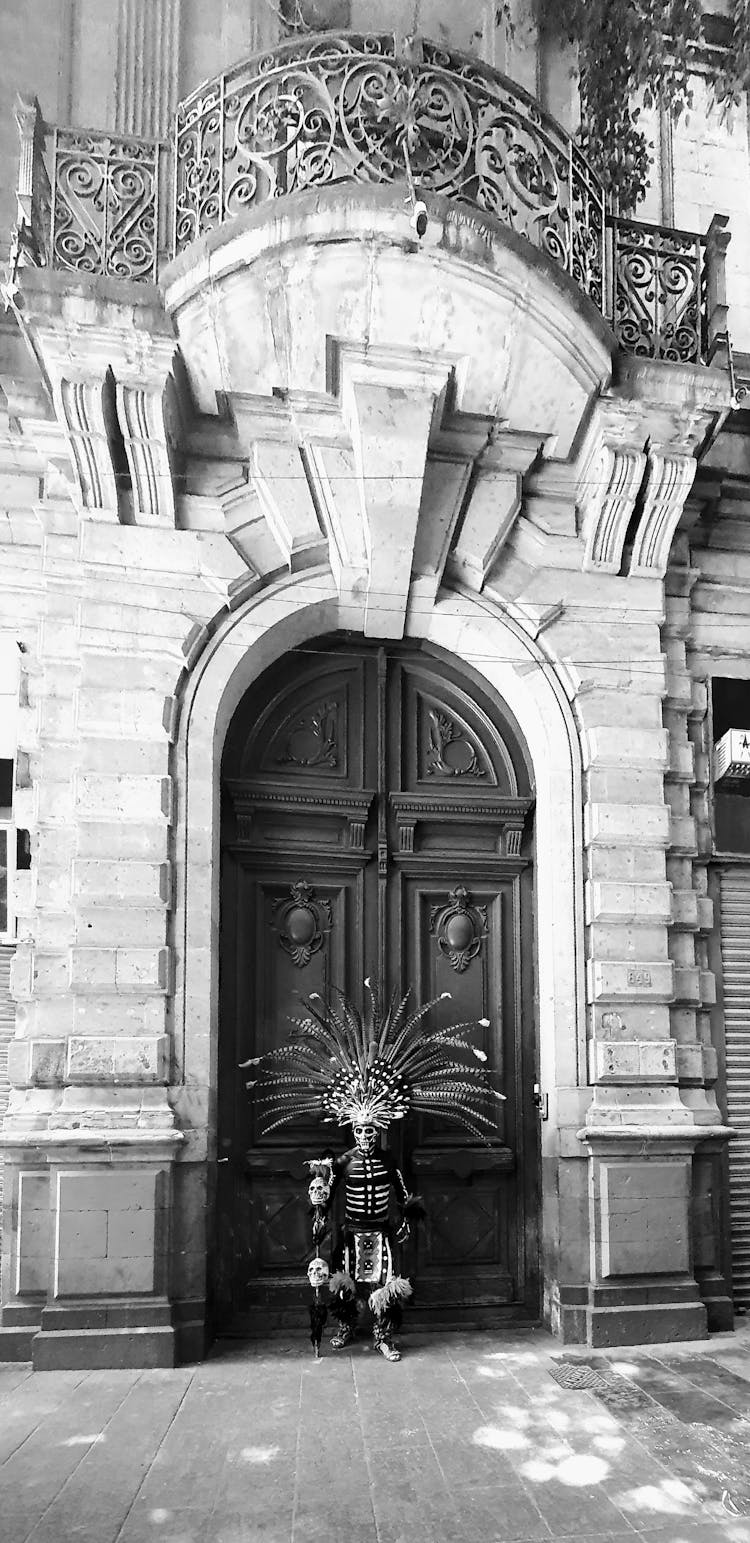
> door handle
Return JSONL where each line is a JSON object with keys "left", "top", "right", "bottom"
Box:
{"left": 533, "top": 1083, "right": 548, "bottom": 1120}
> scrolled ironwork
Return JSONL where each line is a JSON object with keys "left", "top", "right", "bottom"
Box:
{"left": 50, "top": 127, "right": 161, "bottom": 281}
{"left": 609, "top": 216, "right": 703, "bottom": 364}
{"left": 13, "top": 34, "right": 721, "bottom": 366}
{"left": 173, "top": 31, "right": 606, "bottom": 302}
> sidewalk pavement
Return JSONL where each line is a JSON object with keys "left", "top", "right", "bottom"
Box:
{"left": 2, "top": 1321, "right": 750, "bottom": 1543}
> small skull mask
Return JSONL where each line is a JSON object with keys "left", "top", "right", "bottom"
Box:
{"left": 308, "top": 1177, "right": 330, "bottom": 1208}
{"left": 307, "top": 1257, "right": 330, "bottom": 1288}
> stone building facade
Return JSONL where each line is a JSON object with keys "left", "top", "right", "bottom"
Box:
{"left": 0, "top": 0, "right": 749, "bottom": 1368}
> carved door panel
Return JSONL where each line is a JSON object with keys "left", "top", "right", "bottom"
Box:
{"left": 218, "top": 863, "right": 365, "bottom": 1326}
{"left": 395, "top": 875, "right": 532, "bottom": 1312}
{"left": 218, "top": 641, "right": 537, "bottom": 1332}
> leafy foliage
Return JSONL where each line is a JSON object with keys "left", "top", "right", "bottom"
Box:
{"left": 719, "top": 0, "right": 750, "bottom": 113}
{"left": 539, "top": 0, "right": 750, "bottom": 212}
{"left": 539, "top": 0, "right": 703, "bottom": 211}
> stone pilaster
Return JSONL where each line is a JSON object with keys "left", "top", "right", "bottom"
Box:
{"left": 662, "top": 537, "right": 734, "bottom": 1329}
{"left": 556, "top": 579, "right": 710, "bottom": 1343}
{"left": 114, "top": 0, "right": 182, "bottom": 140}
{"left": 0, "top": 479, "right": 184, "bottom": 1366}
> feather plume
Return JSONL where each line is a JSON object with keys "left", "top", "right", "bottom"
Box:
{"left": 369, "top": 1276, "right": 413, "bottom": 1317}
{"left": 244, "top": 981, "right": 505, "bottom": 1140}
{"left": 328, "top": 1270, "right": 356, "bottom": 1298}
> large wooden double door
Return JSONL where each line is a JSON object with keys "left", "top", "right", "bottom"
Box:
{"left": 217, "top": 639, "right": 538, "bottom": 1331}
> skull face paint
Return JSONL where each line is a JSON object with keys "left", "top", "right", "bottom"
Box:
{"left": 307, "top": 1257, "right": 330, "bottom": 1288}
{"left": 353, "top": 1123, "right": 377, "bottom": 1155}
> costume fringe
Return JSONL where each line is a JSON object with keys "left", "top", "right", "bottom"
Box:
{"left": 403, "top": 1194, "right": 426, "bottom": 1222}
{"left": 369, "top": 1276, "right": 413, "bottom": 1319}
{"left": 329, "top": 1270, "right": 356, "bottom": 1298}
{"left": 329, "top": 1272, "right": 359, "bottom": 1330}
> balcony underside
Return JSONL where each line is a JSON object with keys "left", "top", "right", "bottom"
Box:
{"left": 2, "top": 177, "right": 730, "bottom": 637}
{"left": 162, "top": 182, "right": 613, "bottom": 440}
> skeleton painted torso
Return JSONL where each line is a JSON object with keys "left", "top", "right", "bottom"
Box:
{"left": 332, "top": 1146, "right": 410, "bottom": 1225}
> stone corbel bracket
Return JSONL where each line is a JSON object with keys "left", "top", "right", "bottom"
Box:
{"left": 53, "top": 371, "right": 120, "bottom": 516}
{"left": 577, "top": 357, "right": 731, "bottom": 577}
{"left": 6, "top": 280, "right": 181, "bottom": 525}
{"left": 629, "top": 450, "right": 697, "bottom": 578}
{"left": 578, "top": 423, "right": 647, "bottom": 574}
{"left": 115, "top": 338, "right": 182, "bottom": 527}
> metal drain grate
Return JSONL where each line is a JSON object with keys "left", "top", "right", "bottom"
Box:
{"left": 549, "top": 1361, "right": 607, "bottom": 1390}
{"left": 549, "top": 1359, "right": 650, "bottom": 1410}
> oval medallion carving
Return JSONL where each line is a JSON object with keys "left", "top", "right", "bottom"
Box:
{"left": 430, "top": 886, "right": 488, "bottom": 973}
{"left": 271, "top": 881, "right": 332, "bottom": 968}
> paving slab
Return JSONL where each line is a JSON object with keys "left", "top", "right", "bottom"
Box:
{"left": 2, "top": 1324, "right": 750, "bottom": 1542}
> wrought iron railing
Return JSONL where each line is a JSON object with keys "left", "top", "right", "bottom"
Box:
{"left": 173, "top": 32, "right": 606, "bottom": 307}
{"left": 11, "top": 96, "right": 165, "bottom": 282}
{"left": 608, "top": 216, "right": 704, "bottom": 363}
{"left": 8, "top": 36, "right": 731, "bottom": 369}
{"left": 49, "top": 125, "right": 164, "bottom": 280}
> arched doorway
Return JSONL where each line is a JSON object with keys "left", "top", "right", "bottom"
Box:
{"left": 216, "top": 636, "right": 539, "bottom": 1332}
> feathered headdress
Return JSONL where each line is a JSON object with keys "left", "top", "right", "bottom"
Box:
{"left": 241, "top": 979, "right": 506, "bottom": 1142}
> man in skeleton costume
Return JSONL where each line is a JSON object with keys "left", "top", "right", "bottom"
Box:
{"left": 320, "top": 1119, "right": 422, "bottom": 1360}
{"left": 244, "top": 980, "right": 504, "bottom": 1362}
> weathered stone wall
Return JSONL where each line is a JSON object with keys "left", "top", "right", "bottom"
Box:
{"left": 0, "top": 179, "right": 735, "bottom": 1359}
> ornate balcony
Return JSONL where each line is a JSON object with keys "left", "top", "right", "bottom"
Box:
{"left": 8, "top": 32, "right": 730, "bottom": 367}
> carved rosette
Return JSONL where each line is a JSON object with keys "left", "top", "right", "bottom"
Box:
{"left": 271, "top": 881, "right": 332, "bottom": 968}
{"left": 430, "top": 886, "right": 488, "bottom": 973}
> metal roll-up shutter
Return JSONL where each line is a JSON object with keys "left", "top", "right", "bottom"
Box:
{"left": 0, "top": 944, "right": 15, "bottom": 1224}
{"left": 720, "top": 869, "right": 750, "bottom": 1307}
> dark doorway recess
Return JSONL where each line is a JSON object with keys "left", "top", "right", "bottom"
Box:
{"left": 217, "top": 637, "right": 539, "bottom": 1333}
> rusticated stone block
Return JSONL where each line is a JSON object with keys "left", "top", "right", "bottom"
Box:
{"left": 589, "top": 1038, "right": 677, "bottom": 1084}
{"left": 587, "top": 959, "right": 675, "bottom": 1002}
{"left": 585, "top": 803, "right": 671, "bottom": 848}
{"left": 72, "top": 858, "right": 171, "bottom": 906}
{"left": 65, "top": 1035, "right": 168, "bottom": 1085}
{"left": 75, "top": 773, "right": 173, "bottom": 823}
{"left": 582, "top": 726, "right": 669, "bottom": 770}
{"left": 53, "top": 1167, "right": 167, "bottom": 1297}
{"left": 16, "top": 1171, "right": 51, "bottom": 1296}
{"left": 28, "top": 952, "right": 71, "bottom": 995}
{"left": 69, "top": 946, "right": 170, "bottom": 992}
{"left": 7, "top": 1038, "right": 66, "bottom": 1087}
{"left": 668, "top": 740, "right": 695, "bottom": 780}
{"left": 670, "top": 890, "right": 699, "bottom": 928}
{"left": 69, "top": 949, "right": 116, "bottom": 991}
{"left": 586, "top": 881, "right": 672, "bottom": 925}
{"left": 669, "top": 813, "right": 698, "bottom": 852}
{"left": 9, "top": 948, "right": 33, "bottom": 999}
{"left": 74, "top": 686, "right": 167, "bottom": 739}
{"left": 675, "top": 1042, "right": 707, "bottom": 1084}
{"left": 673, "top": 966, "right": 701, "bottom": 1003}
{"left": 699, "top": 970, "right": 717, "bottom": 1005}
{"left": 115, "top": 947, "right": 170, "bottom": 991}
{"left": 600, "top": 1160, "right": 689, "bottom": 1277}
{"left": 638, "top": 1040, "right": 678, "bottom": 1080}
{"left": 587, "top": 847, "right": 666, "bottom": 883}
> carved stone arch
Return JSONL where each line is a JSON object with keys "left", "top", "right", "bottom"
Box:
{"left": 170, "top": 571, "right": 584, "bottom": 1345}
